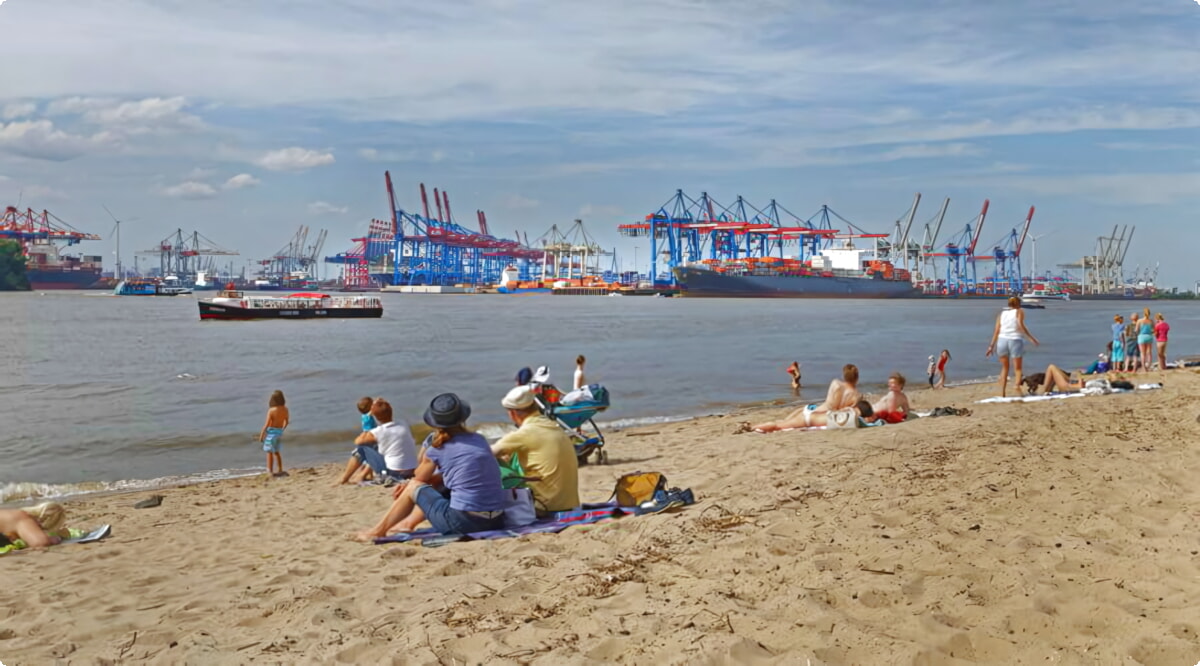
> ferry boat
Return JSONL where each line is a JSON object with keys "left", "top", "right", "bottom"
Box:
{"left": 198, "top": 288, "right": 383, "bottom": 320}
{"left": 114, "top": 277, "right": 186, "bottom": 296}
{"left": 1021, "top": 289, "right": 1070, "bottom": 305}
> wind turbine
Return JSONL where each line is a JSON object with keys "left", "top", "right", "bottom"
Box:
{"left": 102, "top": 206, "right": 138, "bottom": 279}
{"left": 1027, "top": 231, "right": 1054, "bottom": 282}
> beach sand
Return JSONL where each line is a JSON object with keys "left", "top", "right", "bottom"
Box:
{"left": 3, "top": 373, "right": 1200, "bottom": 665}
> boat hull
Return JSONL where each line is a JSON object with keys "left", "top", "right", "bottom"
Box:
{"left": 28, "top": 268, "right": 102, "bottom": 290}
{"left": 673, "top": 266, "right": 920, "bottom": 299}
{"left": 199, "top": 301, "right": 382, "bottom": 320}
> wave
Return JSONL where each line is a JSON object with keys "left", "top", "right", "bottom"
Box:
{"left": 0, "top": 382, "right": 137, "bottom": 398}
{"left": 0, "top": 467, "right": 264, "bottom": 505}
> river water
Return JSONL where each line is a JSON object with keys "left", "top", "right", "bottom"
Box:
{"left": 2, "top": 291, "right": 1196, "bottom": 501}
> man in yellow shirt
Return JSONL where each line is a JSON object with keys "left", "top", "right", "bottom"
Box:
{"left": 491, "top": 385, "right": 580, "bottom": 513}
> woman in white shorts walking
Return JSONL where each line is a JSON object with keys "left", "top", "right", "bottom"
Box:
{"left": 986, "top": 296, "right": 1041, "bottom": 397}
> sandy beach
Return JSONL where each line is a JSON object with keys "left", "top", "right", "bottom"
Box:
{"left": 2, "top": 372, "right": 1199, "bottom": 665}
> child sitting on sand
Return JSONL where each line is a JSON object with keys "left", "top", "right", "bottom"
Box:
{"left": 349, "top": 396, "right": 379, "bottom": 483}
{"left": 259, "top": 390, "right": 290, "bottom": 477}
{"left": 871, "top": 372, "right": 910, "bottom": 424}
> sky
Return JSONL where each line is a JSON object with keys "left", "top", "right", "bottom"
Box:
{"left": 0, "top": 0, "right": 1197, "bottom": 287}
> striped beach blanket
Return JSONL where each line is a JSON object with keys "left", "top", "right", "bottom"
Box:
{"left": 373, "top": 504, "right": 633, "bottom": 548}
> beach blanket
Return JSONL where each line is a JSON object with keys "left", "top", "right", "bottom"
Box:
{"left": 374, "top": 504, "right": 634, "bottom": 548}
{"left": 976, "top": 384, "right": 1162, "bottom": 404}
{"left": 0, "top": 524, "right": 111, "bottom": 555}
{"left": 751, "top": 417, "right": 887, "bottom": 434}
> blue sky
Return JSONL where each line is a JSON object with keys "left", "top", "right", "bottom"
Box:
{"left": 0, "top": 0, "right": 1197, "bottom": 286}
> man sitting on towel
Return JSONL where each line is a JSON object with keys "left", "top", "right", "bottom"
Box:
{"left": 870, "top": 372, "right": 911, "bottom": 424}
{"left": 491, "top": 385, "right": 580, "bottom": 514}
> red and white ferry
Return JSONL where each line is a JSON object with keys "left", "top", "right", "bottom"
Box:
{"left": 198, "top": 286, "right": 383, "bottom": 320}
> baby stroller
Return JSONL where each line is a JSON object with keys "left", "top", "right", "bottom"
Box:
{"left": 531, "top": 382, "right": 611, "bottom": 465}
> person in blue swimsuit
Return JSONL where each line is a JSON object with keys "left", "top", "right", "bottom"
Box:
{"left": 1110, "top": 315, "right": 1126, "bottom": 370}
{"left": 1136, "top": 308, "right": 1155, "bottom": 373}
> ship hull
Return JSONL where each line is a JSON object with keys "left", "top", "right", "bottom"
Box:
{"left": 674, "top": 266, "right": 920, "bottom": 298}
{"left": 1070, "top": 292, "right": 1153, "bottom": 301}
{"left": 27, "top": 268, "right": 102, "bottom": 290}
{"left": 199, "top": 301, "right": 382, "bottom": 320}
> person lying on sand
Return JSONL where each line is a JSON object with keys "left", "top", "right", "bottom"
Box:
{"left": 753, "top": 364, "right": 860, "bottom": 433}
{"left": 1036, "top": 364, "right": 1091, "bottom": 394}
{"left": 746, "top": 399, "right": 874, "bottom": 433}
{"left": 0, "top": 503, "right": 68, "bottom": 549}
{"left": 870, "top": 372, "right": 910, "bottom": 424}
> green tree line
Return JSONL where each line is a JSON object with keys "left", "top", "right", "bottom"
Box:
{"left": 0, "top": 239, "right": 31, "bottom": 291}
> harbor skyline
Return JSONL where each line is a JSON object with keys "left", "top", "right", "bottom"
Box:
{"left": 0, "top": 1, "right": 1198, "bottom": 287}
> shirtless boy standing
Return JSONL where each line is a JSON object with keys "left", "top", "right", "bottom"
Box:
{"left": 259, "top": 390, "right": 290, "bottom": 477}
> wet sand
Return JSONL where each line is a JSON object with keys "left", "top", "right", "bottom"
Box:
{"left": 2, "top": 371, "right": 1199, "bottom": 664}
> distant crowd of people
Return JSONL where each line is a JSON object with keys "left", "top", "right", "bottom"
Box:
{"left": 983, "top": 297, "right": 1171, "bottom": 397}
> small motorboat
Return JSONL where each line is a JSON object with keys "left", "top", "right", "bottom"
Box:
{"left": 1021, "top": 289, "right": 1070, "bottom": 305}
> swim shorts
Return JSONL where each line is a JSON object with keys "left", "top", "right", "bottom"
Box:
{"left": 995, "top": 337, "right": 1025, "bottom": 359}
{"left": 263, "top": 427, "right": 284, "bottom": 453}
{"left": 1137, "top": 333, "right": 1153, "bottom": 345}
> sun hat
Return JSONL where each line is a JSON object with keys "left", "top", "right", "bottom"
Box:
{"left": 423, "top": 392, "right": 471, "bottom": 428}
{"left": 532, "top": 366, "right": 551, "bottom": 384}
{"left": 502, "top": 385, "right": 536, "bottom": 410}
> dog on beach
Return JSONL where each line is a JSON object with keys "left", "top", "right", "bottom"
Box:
{"left": 1021, "top": 373, "right": 1045, "bottom": 395}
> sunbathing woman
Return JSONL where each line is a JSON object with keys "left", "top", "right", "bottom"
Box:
{"left": 1036, "top": 364, "right": 1088, "bottom": 394}
{"left": 754, "top": 400, "right": 873, "bottom": 431}
{"left": 753, "top": 364, "right": 860, "bottom": 433}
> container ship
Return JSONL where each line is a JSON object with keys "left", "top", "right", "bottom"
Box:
{"left": 25, "top": 240, "right": 103, "bottom": 289}
{"left": 2, "top": 207, "right": 103, "bottom": 290}
{"left": 673, "top": 244, "right": 920, "bottom": 298}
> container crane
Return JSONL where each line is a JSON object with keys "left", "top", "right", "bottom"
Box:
{"left": 925, "top": 200, "right": 988, "bottom": 295}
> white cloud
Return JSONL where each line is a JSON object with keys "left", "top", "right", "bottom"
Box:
{"left": 84, "top": 96, "right": 203, "bottom": 132}
{"left": 0, "top": 119, "right": 113, "bottom": 160}
{"left": 186, "top": 167, "right": 217, "bottom": 179}
{"left": 22, "top": 184, "right": 68, "bottom": 201}
{"left": 997, "top": 173, "right": 1200, "bottom": 205}
{"left": 1098, "top": 141, "right": 1189, "bottom": 152}
{"left": 578, "top": 203, "right": 624, "bottom": 218}
{"left": 223, "top": 173, "right": 260, "bottom": 189}
{"left": 500, "top": 194, "right": 540, "bottom": 211}
{"left": 162, "top": 181, "right": 218, "bottom": 199}
{"left": 307, "top": 201, "right": 348, "bottom": 215}
{"left": 1, "top": 102, "right": 36, "bottom": 120}
{"left": 256, "top": 147, "right": 335, "bottom": 171}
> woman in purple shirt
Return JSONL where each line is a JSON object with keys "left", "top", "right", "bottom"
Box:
{"left": 353, "top": 393, "right": 508, "bottom": 541}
